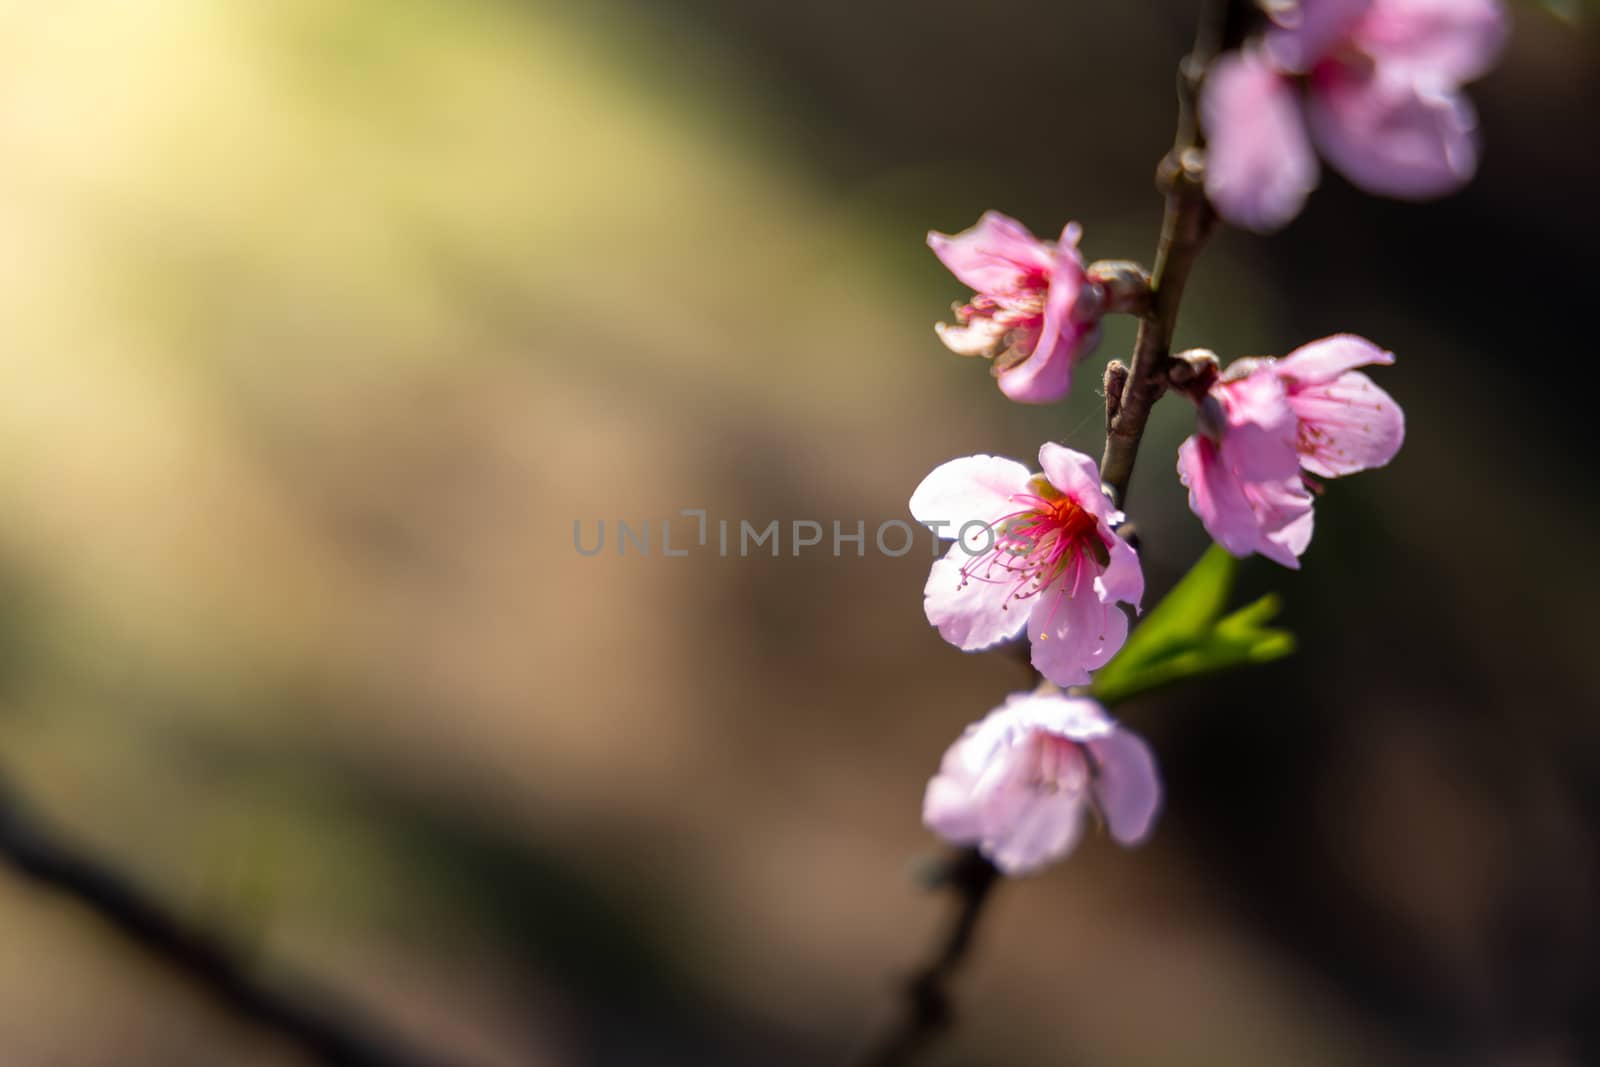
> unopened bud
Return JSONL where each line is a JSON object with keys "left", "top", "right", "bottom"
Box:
{"left": 1103, "top": 360, "right": 1129, "bottom": 428}
{"left": 1085, "top": 261, "right": 1152, "bottom": 316}
{"left": 1168, "top": 348, "right": 1220, "bottom": 397}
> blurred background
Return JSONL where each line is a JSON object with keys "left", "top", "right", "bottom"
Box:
{"left": 1, "top": 0, "right": 1597, "bottom": 1064}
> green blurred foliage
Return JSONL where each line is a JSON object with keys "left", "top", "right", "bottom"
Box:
{"left": 1094, "top": 545, "right": 1295, "bottom": 707}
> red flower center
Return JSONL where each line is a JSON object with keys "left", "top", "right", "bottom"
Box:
{"left": 957, "top": 478, "right": 1106, "bottom": 611}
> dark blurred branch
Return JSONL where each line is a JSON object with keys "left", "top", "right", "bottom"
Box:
{"left": 848, "top": 849, "right": 1000, "bottom": 1067}
{"left": 0, "top": 772, "right": 460, "bottom": 1067}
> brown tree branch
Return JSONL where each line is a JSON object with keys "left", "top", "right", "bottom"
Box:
{"left": 1098, "top": 24, "right": 1226, "bottom": 510}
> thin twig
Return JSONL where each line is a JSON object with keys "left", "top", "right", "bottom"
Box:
{"left": 849, "top": 848, "right": 1000, "bottom": 1067}
{"left": 1099, "top": 0, "right": 1233, "bottom": 510}
{"left": 0, "top": 772, "right": 462, "bottom": 1067}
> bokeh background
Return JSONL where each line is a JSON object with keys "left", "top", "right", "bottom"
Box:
{"left": 1, "top": 1, "right": 1597, "bottom": 1064}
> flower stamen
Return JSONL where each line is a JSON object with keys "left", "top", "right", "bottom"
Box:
{"left": 956, "top": 481, "right": 1105, "bottom": 615}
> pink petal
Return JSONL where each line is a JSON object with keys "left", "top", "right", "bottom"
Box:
{"left": 1088, "top": 728, "right": 1163, "bottom": 846}
{"left": 1096, "top": 534, "right": 1145, "bottom": 612}
{"left": 1178, "top": 434, "right": 1266, "bottom": 559}
{"left": 1057, "top": 711, "right": 1120, "bottom": 748}
{"left": 923, "top": 773, "right": 985, "bottom": 844}
{"left": 940, "top": 699, "right": 1023, "bottom": 779}
{"left": 1194, "top": 369, "right": 1316, "bottom": 568}
{"left": 922, "top": 718, "right": 1002, "bottom": 844}
{"left": 984, "top": 790, "right": 1088, "bottom": 876}
{"left": 922, "top": 697, "right": 1089, "bottom": 875}
{"left": 996, "top": 335, "right": 1078, "bottom": 403}
{"left": 1275, "top": 333, "right": 1394, "bottom": 386}
{"left": 1015, "top": 692, "right": 1116, "bottom": 742}
{"left": 1178, "top": 427, "right": 1313, "bottom": 570}
{"left": 995, "top": 225, "right": 1092, "bottom": 404}
{"left": 924, "top": 694, "right": 1145, "bottom": 876}
{"left": 1036, "top": 443, "right": 1108, "bottom": 513}
{"left": 1041, "top": 224, "right": 1086, "bottom": 329}
{"left": 924, "top": 546, "right": 1030, "bottom": 652}
{"left": 1307, "top": 63, "right": 1479, "bottom": 199}
{"left": 1267, "top": 0, "right": 1376, "bottom": 72}
{"left": 1220, "top": 362, "right": 1300, "bottom": 438}
{"left": 1028, "top": 564, "right": 1130, "bottom": 687}
{"left": 909, "top": 454, "right": 1033, "bottom": 529}
{"left": 1354, "top": 0, "right": 1510, "bottom": 84}
{"left": 1200, "top": 50, "right": 1320, "bottom": 233}
{"left": 927, "top": 211, "right": 1055, "bottom": 294}
{"left": 1243, "top": 476, "right": 1317, "bottom": 568}
{"left": 1289, "top": 370, "right": 1406, "bottom": 477}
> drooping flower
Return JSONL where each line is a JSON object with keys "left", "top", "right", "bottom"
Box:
{"left": 1177, "top": 333, "right": 1404, "bottom": 567}
{"left": 1177, "top": 361, "right": 1316, "bottom": 568}
{"left": 1201, "top": 0, "right": 1510, "bottom": 232}
{"left": 923, "top": 691, "right": 1161, "bottom": 876}
{"left": 1274, "top": 333, "right": 1406, "bottom": 477}
{"left": 1201, "top": 47, "right": 1321, "bottom": 233}
{"left": 909, "top": 444, "right": 1143, "bottom": 686}
{"left": 927, "top": 212, "right": 1103, "bottom": 404}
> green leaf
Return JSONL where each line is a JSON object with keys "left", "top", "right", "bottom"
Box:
{"left": 1090, "top": 546, "right": 1295, "bottom": 707}
{"left": 1094, "top": 544, "right": 1236, "bottom": 682}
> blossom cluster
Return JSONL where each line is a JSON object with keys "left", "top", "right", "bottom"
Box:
{"left": 914, "top": 213, "right": 1402, "bottom": 874}
{"left": 1203, "top": 0, "right": 1508, "bottom": 231}
{"left": 908, "top": 0, "right": 1498, "bottom": 879}
{"left": 1178, "top": 335, "right": 1404, "bottom": 568}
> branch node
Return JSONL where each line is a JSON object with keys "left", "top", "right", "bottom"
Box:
{"left": 1103, "top": 360, "right": 1130, "bottom": 430}
{"left": 1168, "top": 347, "right": 1220, "bottom": 398}
{"left": 1085, "top": 261, "right": 1153, "bottom": 316}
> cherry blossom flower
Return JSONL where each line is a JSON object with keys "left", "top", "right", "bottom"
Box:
{"left": 1275, "top": 333, "right": 1406, "bottom": 477}
{"left": 1201, "top": 47, "right": 1321, "bottom": 233}
{"left": 1177, "top": 361, "right": 1316, "bottom": 568}
{"left": 1177, "top": 334, "right": 1404, "bottom": 567}
{"left": 909, "top": 444, "right": 1142, "bottom": 686}
{"left": 927, "top": 212, "right": 1103, "bottom": 404}
{"left": 1201, "top": 0, "right": 1510, "bottom": 232}
{"left": 923, "top": 691, "right": 1161, "bottom": 876}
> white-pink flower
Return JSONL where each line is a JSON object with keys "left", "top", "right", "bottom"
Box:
{"left": 1276, "top": 334, "right": 1407, "bottom": 478}
{"left": 909, "top": 444, "right": 1143, "bottom": 687}
{"left": 1177, "top": 334, "right": 1404, "bottom": 567}
{"left": 1202, "top": 0, "right": 1510, "bottom": 232}
{"left": 924, "top": 691, "right": 1161, "bottom": 876}
{"left": 1177, "top": 362, "right": 1315, "bottom": 569}
{"left": 927, "top": 212, "right": 1102, "bottom": 404}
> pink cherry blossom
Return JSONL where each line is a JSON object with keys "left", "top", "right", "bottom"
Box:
{"left": 909, "top": 444, "right": 1142, "bottom": 687}
{"left": 1201, "top": 0, "right": 1509, "bottom": 232}
{"left": 927, "top": 212, "right": 1103, "bottom": 404}
{"left": 923, "top": 691, "right": 1161, "bottom": 876}
{"left": 1202, "top": 48, "right": 1321, "bottom": 235}
{"left": 1177, "top": 333, "right": 1404, "bottom": 566}
{"left": 1275, "top": 333, "right": 1405, "bottom": 477}
{"left": 1177, "top": 361, "right": 1316, "bottom": 568}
